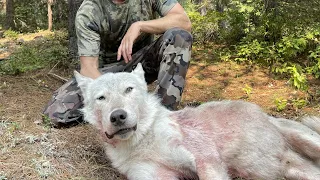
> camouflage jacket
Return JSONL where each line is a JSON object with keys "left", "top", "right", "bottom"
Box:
{"left": 75, "top": 0, "right": 178, "bottom": 65}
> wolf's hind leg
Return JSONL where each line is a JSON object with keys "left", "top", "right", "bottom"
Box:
{"left": 269, "top": 117, "right": 320, "bottom": 163}
{"left": 301, "top": 116, "right": 320, "bottom": 134}
{"left": 284, "top": 150, "right": 320, "bottom": 180}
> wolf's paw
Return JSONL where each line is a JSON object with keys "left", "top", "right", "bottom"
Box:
{"left": 186, "top": 101, "right": 202, "bottom": 107}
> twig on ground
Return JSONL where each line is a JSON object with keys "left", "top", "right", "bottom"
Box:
{"left": 48, "top": 62, "right": 60, "bottom": 74}
{"left": 48, "top": 73, "right": 68, "bottom": 82}
{"left": 47, "top": 61, "right": 68, "bottom": 82}
{"left": 0, "top": 58, "right": 9, "bottom": 61}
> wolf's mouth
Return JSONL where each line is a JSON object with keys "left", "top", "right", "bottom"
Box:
{"left": 105, "top": 125, "right": 137, "bottom": 139}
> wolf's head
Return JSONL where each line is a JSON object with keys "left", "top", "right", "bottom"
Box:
{"left": 74, "top": 63, "right": 158, "bottom": 144}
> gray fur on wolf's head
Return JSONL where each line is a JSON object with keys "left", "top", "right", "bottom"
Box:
{"left": 74, "top": 63, "right": 157, "bottom": 143}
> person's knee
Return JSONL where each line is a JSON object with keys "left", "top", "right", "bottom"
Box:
{"left": 163, "top": 28, "right": 193, "bottom": 48}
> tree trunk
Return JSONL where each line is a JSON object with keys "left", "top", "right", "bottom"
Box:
{"left": 5, "top": 0, "right": 14, "bottom": 30}
{"left": 264, "top": 0, "right": 279, "bottom": 42}
{"left": 68, "top": 0, "right": 84, "bottom": 60}
{"left": 48, "top": 0, "right": 53, "bottom": 31}
{"left": 2, "top": 0, "right": 6, "bottom": 12}
{"left": 216, "top": 0, "right": 227, "bottom": 29}
{"left": 199, "top": 0, "right": 206, "bottom": 16}
{"left": 264, "top": 0, "right": 277, "bottom": 13}
{"left": 193, "top": 0, "right": 206, "bottom": 16}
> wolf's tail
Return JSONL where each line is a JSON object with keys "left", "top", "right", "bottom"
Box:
{"left": 269, "top": 116, "right": 320, "bottom": 164}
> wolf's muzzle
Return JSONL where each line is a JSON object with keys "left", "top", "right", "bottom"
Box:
{"left": 110, "top": 109, "right": 127, "bottom": 126}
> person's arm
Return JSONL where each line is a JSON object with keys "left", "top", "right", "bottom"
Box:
{"left": 138, "top": 3, "right": 191, "bottom": 34}
{"left": 79, "top": 56, "right": 101, "bottom": 79}
{"left": 75, "top": 2, "right": 103, "bottom": 79}
{"left": 117, "top": 3, "right": 191, "bottom": 62}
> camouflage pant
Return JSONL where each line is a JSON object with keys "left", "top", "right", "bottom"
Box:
{"left": 43, "top": 28, "right": 193, "bottom": 127}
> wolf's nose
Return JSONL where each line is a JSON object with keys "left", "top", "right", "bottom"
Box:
{"left": 110, "top": 109, "right": 127, "bottom": 126}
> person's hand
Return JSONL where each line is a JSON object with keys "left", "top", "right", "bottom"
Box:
{"left": 117, "top": 22, "right": 141, "bottom": 63}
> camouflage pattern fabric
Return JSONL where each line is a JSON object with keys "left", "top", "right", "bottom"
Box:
{"left": 42, "top": 78, "right": 84, "bottom": 127}
{"left": 76, "top": 0, "right": 178, "bottom": 63}
{"left": 43, "top": 28, "right": 193, "bottom": 127}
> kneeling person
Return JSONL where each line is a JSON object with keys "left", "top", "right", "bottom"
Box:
{"left": 43, "top": 0, "right": 193, "bottom": 127}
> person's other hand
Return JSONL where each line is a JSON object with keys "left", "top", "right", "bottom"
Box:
{"left": 117, "top": 22, "right": 141, "bottom": 63}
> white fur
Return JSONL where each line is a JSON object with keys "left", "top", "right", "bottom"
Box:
{"left": 75, "top": 63, "right": 320, "bottom": 180}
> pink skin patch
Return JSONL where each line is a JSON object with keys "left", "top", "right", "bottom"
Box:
{"left": 95, "top": 109, "right": 119, "bottom": 147}
{"left": 156, "top": 166, "right": 180, "bottom": 180}
{"left": 169, "top": 107, "right": 242, "bottom": 177}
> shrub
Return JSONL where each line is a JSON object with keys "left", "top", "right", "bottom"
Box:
{"left": 0, "top": 31, "right": 71, "bottom": 75}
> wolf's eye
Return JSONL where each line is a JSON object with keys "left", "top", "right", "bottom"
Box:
{"left": 125, "top": 87, "right": 133, "bottom": 93}
{"left": 97, "top": 96, "right": 105, "bottom": 100}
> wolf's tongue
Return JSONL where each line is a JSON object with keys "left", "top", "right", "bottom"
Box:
{"left": 105, "top": 132, "right": 114, "bottom": 139}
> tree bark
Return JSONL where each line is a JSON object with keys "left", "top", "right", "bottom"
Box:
{"left": 193, "top": 0, "right": 206, "bottom": 16}
{"left": 5, "top": 0, "right": 14, "bottom": 30}
{"left": 48, "top": 0, "right": 53, "bottom": 31}
{"left": 68, "top": 0, "right": 84, "bottom": 60}
{"left": 264, "top": 0, "right": 279, "bottom": 42}
{"left": 216, "top": 0, "right": 227, "bottom": 29}
{"left": 2, "top": 0, "right": 6, "bottom": 12}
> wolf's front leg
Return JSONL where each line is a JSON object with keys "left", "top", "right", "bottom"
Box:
{"left": 166, "top": 141, "right": 229, "bottom": 179}
{"left": 197, "top": 161, "right": 230, "bottom": 180}
{"left": 126, "top": 161, "right": 180, "bottom": 180}
{"left": 164, "top": 145, "right": 199, "bottom": 178}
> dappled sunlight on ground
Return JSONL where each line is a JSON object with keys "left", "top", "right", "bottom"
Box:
{"left": 0, "top": 30, "right": 54, "bottom": 60}
{"left": 183, "top": 45, "right": 320, "bottom": 119}
{"left": 0, "top": 40, "right": 319, "bottom": 179}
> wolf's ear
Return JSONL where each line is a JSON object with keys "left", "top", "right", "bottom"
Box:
{"left": 132, "top": 63, "right": 145, "bottom": 80}
{"left": 74, "top": 71, "right": 93, "bottom": 93}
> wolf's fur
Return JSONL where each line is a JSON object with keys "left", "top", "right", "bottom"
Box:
{"left": 75, "top": 64, "right": 320, "bottom": 180}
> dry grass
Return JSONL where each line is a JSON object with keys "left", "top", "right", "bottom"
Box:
{"left": 0, "top": 30, "right": 55, "bottom": 60}
{"left": 0, "top": 70, "right": 124, "bottom": 179}
{"left": 0, "top": 30, "right": 53, "bottom": 44}
{"left": 183, "top": 60, "right": 320, "bottom": 118}
{"left": 0, "top": 45, "right": 319, "bottom": 179}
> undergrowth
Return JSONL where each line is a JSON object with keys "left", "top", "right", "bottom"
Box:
{"left": 0, "top": 31, "right": 73, "bottom": 75}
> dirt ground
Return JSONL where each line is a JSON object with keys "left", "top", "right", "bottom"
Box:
{"left": 0, "top": 34, "right": 320, "bottom": 179}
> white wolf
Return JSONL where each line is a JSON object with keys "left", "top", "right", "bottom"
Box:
{"left": 75, "top": 63, "right": 320, "bottom": 180}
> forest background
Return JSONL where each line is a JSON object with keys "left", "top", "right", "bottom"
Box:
{"left": 0, "top": 0, "right": 319, "bottom": 179}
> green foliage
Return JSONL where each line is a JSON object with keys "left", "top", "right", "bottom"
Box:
{"left": 13, "top": 0, "right": 68, "bottom": 32}
{"left": 276, "top": 36, "right": 308, "bottom": 60}
{"left": 187, "top": 10, "right": 220, "bottom": 44}
{"left": 235, "top": 40, "right": 269, "bottom": 62}
{"left": 224, "top": 28, "right": 319, "bottom": 90}
{"left": 307, "top": 45, "right": 320, "bottom": 78}
{"left": 285, "top": 65, "right": 308, "bottom": 91}
{"left": 0, "top": 31, "right": 70, "bottom": 75}
{"left": 274, "top": 98, "right": 287, "bottom": 112}
{"left": 8, "top": 122, "right": 20, "bottom": 133}
{"left": 292, "top": 99, "right": 308, "bottom": 109}
{"left": 274, "top": 97, "right": 307, "bottom": 111}
{"left": 3, "top": 29, "right": 19, "bottom": 40}
{"left": 42, "top": 114, "right": 52, "bottom": 129}
{"left": 0, "top": 175, "right": 7, "bottom": 180}
{"left": 242, "top": 84, "right": 252, "bottom": 98}
{"left": 186, "top": 0, "right": 320, "bottom": 90}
